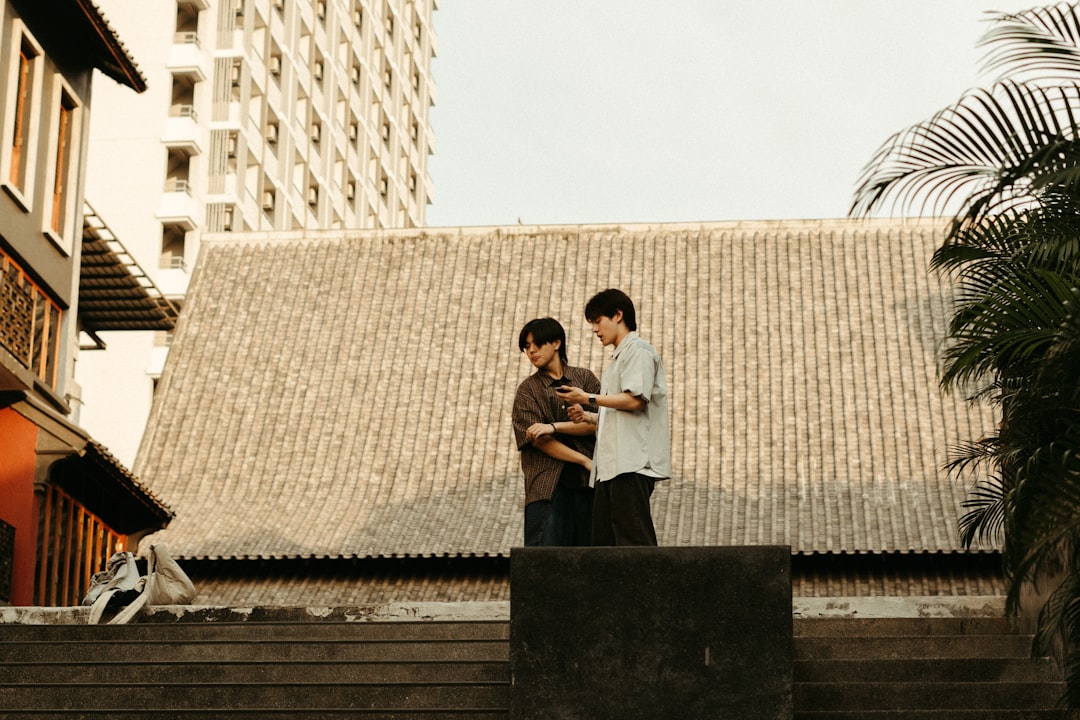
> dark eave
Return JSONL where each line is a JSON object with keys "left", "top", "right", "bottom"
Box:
{"left": 80, "top": 203, "right": 179, "bottom": 333}
{"left": 72, "top": 0, "right": 147, "bottom": 91}
{"left": 50, "top": 440, "right": 175, "bottom": 536}
{"left": 0, "top": 390, "right": 174, "bottom": 536}
{"left": 10, "top": 0, "right": 147, "bottom": 92}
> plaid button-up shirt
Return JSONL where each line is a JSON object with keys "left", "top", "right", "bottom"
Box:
{"left": 512, "top": 365, "right": 601, "bottom": 505}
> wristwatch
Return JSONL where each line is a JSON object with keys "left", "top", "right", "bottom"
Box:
{"left": 589, "top": 395, "right": 596, "bottom": 405}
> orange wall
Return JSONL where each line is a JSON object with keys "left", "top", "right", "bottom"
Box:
{"left": 0, "top": 408, "right": 39, "bottom": 605}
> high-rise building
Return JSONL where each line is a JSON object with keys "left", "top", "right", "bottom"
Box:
{"left": 75, "top": 0, "right": 436, "bottom": 465}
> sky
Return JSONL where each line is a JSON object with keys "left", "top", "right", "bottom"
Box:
{"left": 425, "top": 1, "right": 1041, "bottom": 228}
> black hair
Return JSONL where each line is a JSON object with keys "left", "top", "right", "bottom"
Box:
{"left": 584, "top": 288, "right": 637, "bottom": 331}
{"left": 518, "top": 317, "right": 568, "bottom": 363}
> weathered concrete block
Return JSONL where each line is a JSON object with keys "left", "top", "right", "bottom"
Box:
{"left": 510, "top": 546, "right": 792, "bottom": 720}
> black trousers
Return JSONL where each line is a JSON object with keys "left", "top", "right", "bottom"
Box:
{"left": 523, "top": 484, "right": 594, "bottom": 547}
{"left": 591, "top": 472, "right": 657, "bottom": 546}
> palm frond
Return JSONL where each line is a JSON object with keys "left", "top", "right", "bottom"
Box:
{"left": 959, "top": 475, "right": 1008, "bottom": 548}
{"left": 851, "top": 81, "right": 1080, "bottom": 224}
{"left": 940, "top": 266, "right": 1076, "bottom": 387}
{"left": 851, "top": 6, "right": 1080, "bottom": 706}
{"left": 980, "top": 3, "right": 1080, "bottom": 83}
{"left": 944, "top": 436, "right": 1003, "bottom": 475}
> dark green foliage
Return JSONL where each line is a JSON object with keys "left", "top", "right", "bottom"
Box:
{"left": 851, "top": 2, "right": 1080, "bottom": 707}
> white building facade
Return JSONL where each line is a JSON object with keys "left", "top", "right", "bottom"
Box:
{"left": 76, "top": 0, "right": 436, "bottom": 465}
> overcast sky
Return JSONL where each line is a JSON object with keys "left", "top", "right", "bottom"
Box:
{"left": 425, "top": 1, "right": 1039, "bottom": 228}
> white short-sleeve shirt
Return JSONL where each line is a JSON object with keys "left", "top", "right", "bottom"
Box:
{"left": 590, "top": 332, "right": 673, "bottom": 485}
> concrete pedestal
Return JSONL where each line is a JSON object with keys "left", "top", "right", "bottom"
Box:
{"left": 510, "top": 546, "right": 792, "bottom": 720}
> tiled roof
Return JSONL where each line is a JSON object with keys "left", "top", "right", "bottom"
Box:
{"left": 182, "top": 558, "right": 512, "bottom": 606}
{"left": 181, "top": 552, "right": 1004, "bottom": 606}
{"left": 134, "top": 220, "right": 996, "bottom": 560}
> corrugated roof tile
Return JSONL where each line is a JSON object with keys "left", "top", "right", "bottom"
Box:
{"left": 135, "top": 220, "right": 997, "bottom": 560}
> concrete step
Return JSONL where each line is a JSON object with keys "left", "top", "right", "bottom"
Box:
{"left": 2, "top": 660, "right": 509, "bottom": 684}
{"left": 0, "top": 638, "right": 510, "bottom": 663}
{"left": 795, "top": 680, "right": 1064, "bottom": 712}
{"left": 0, "top": 620, "right": 511, "bottom": 642}
{"left": 795, "top": 656, "right": 1060, "bottom": 683}
{"left": 0, "top": 682, "right": 510, "bottom": 711}
{"left": 794, "top": 711, "right": 1068, "bottom": 719}
{"left": 792, "top": 611, "right": 1068, "bottom": 717}
{"left": 795, "top": 633, "right": 1032, "bottom": 660}
{"left": 794, "top": 616, "right": 1014, "bottom": 637}
{"left": 0, "top": 618, "right": 511, "bottom": 718}
{"left": 1, "top": 604, "right": 1070, "bottom": 718}
{"left": 0, "top": 712, "right": 509, "bottom": 720}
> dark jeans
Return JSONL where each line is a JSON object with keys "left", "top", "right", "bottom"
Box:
{"left": 592, "top": 472, "right": 657, "bottom": 546}
{"left": 524, "top": 483, "right": 595, "bottom": 546}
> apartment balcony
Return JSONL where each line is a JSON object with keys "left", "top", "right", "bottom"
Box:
{"left": 162, "top": 105, "right": 205, "bottom": 155}
{"left": 156, "top": 180, "right": 199, "bottom": 231}
{"left": 167, "top": 32, "right": 208, "bottom": 81}
{"left": 155, "top": 255, "right": 190, "bottom": 297}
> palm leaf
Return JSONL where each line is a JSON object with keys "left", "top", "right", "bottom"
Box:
{"left": 940, "top": 267, "right": 1075, "bottom": 387}
{"left": 959, "top": 475, "right": 1008, "bottom": 547}
{"left": 851, "top": 81, "right": 1080, "bottom": 226}
{"left": 851, "top": 5, "right": 1080, "bottom": 705}
{"left": 980, "top": 3, "right": 1080, "bottom": 83}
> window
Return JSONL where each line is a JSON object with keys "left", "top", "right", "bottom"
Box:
{"left": 47, "top": 88, "right": 80, "bottom": 248}
{"left": 9, "top": 39, "right": 35, "bottom": 190}
{"left": 5, "top": 29, "right": 42, "bottom": 202}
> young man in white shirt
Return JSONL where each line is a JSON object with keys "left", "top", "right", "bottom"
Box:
{"left": 557, "top": 289, "right": 671, "bottom": 546}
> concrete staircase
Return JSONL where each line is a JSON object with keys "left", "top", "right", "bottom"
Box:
{"left": 0, "top": 601, "right": 1072, "bottom": 719}
{"left": 0, "top": 609, "right": 510, "bottom": 719}
{"left": 793, "top": 615, "right": 1070, "bottom": 719}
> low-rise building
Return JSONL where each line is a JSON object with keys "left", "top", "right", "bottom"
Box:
{"left": 0, "top": 0, "right": 174, "bottom": 606}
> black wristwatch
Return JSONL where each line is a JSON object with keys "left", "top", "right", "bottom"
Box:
{"left": 589, "top": 395, "right": 596, "bottom": 405}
